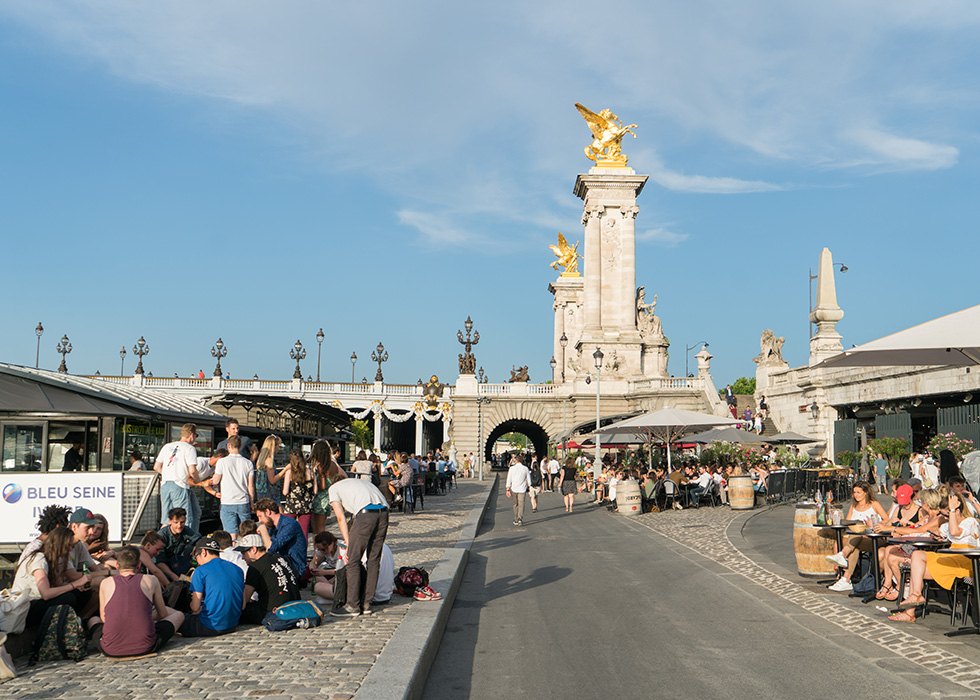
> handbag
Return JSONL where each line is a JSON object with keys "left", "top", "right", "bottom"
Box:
{"left": 1, "top": 588, "right": 31, "bottom": 635}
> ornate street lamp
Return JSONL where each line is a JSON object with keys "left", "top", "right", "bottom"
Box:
{"left": 477, "top": 396, "right": 492, "bottom": 480}
{"left": 550, "top": 356, "right": 557, "bottom": 383}
{"left": 119, "top": 346, "right": 127, "bottom": 375}
{"left": 477, "top": 366, "right": 487, "bottom": 384}
{"left": 350, "top": 351, "right": 357, "bottom": 384}
{"left": 35, "top": 322, "right": 43, "bottom": 369}
{"left": 290, "top": 340, "right": 307, "bottom": 379}
{"left": 593, "top": 347, "right": 604, "bottom": 485}
{"left": 372, "top": 341, "right": 388, "bottom": 382}
{"left": 316, "top": 328, "right": 325, "bottom": 382}
{"left": 133, "top": 336, "right": 149, "bottom": 375}
{"left": 456, "top": 316, "right": 480, "bottom": 375}
{"left": 685, "top": 341, "right": 708, "bottom": 378}
{"left": 559, "top": 332, "right": 568, "bottom": 382}
{"left": 211, "top": 338, "right": 227, "bottom": 377}
{"left": 56, "top": 334, "right": 72, "bottom": 373}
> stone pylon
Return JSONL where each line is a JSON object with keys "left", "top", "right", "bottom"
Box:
{"left": 809, "top": 247, "right": 844, "bottom": 365}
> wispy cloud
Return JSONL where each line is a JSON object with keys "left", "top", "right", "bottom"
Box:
{"left": 649, "top": 168, "right": 785, "bottom": 194}
{"left": 846, "top": 128, "right": 959, "bottom": 171}
{"left": 636, "top": 227, "right": 690, "bottom": 247}
{"left": 396, "top": 210, "right": 476, "bottom": 246}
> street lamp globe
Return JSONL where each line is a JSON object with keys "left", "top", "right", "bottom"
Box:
{"left": 593, "top": 347, "right": 604, "bottom": 369}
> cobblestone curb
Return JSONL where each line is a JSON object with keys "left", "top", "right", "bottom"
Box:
{"left": 626, "top": 505, "right": 980, "bottom": 694}
{"left": 355, "top": 474, "right": 497, "bottom": 700}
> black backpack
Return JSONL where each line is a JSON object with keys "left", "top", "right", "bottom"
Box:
{"left": 530, "top": 468, "right": 542, "bottom": 487}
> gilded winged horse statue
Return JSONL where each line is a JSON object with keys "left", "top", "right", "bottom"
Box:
{"left": 575, "top": 103, "right": 637, "bottom": 166}
{"left": 550, "top": 232, "right": 582, "bottom": 276}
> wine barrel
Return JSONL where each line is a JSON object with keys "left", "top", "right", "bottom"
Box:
{"left": 793, "top": 504, "right": 838, "bottom": 577}
{"left": 728, "top": 475, "right": 756, "bottom": 510}
{"left": 615, "top": 479, "right": 642, "bottom": 515}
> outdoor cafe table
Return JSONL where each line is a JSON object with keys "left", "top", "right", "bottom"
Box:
{"left": 811, "top": 522, "right": 851, "bottom": 584}
{"left": 845, "top": 529, "right": 890, "bottom": 592}
{"left": 937, "top": 547, "right": 980, "bottom": 637}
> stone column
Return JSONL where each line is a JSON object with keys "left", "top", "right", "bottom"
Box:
{"left": 582, "top": 205, "right": 602, "bottom": 331}
{"left": 373, "top": 413, "right": 382, "bottom": 453}
{"left": 414, "top": 415, "right": 423, "bottom": 455}
{"left": 809, "top": 247, "right": 845, "bottom": 366}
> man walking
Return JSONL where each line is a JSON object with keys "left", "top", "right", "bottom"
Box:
{"left": 212, "top": 436, "right": 255, "bottom": 534}
{"left": 328, "top": 475, "right": 389, "bottom": 618}
{"left": 153, "top": 423, "right": 202, "bottom": 530}
{"left": 547, "top": 454, "right": 560, "bottom": 491}
{"left": 506, "top": 455, "right": 531, "bottom": 526}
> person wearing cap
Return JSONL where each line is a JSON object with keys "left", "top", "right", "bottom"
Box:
{"left": 86, "top": 545, "right": 184, "bottom": 657}
{"left": 887, "top": 484, "right": 920, "bottom": 526}
{"left": 154, "top": 423, "right": 203, "bottom": 532}
{"left": 67, "top": 508, "right": 110, "bottom": 610}
{"left": 179, "top": 537, "right": 244, "bottom": 637}
{"left": 327, "top": 474, "right": 389, "bottom": 618}
{"left": 235, "top": 533, "right": 300, "bottom": 625}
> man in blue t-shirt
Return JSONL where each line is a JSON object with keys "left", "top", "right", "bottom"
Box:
{"left": 255, "top": 498, "right": 308, "bottom": 579}
{"left": 179, "top": 537, "right": 244, "bottom": 637}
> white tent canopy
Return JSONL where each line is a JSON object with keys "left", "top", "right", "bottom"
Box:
{"left": 819, "top": 305, "right": 980, "bottom": 368}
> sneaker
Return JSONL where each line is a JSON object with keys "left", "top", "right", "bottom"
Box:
{"left": 393, "top": 494, "right": 404, "bottom": 503}
{"left": 513, "top": 520, "right": 520, "bottom": 526}
{"left": 828, "top": 578, "right": 853, "bottom": 592}
{"left": 361, "top": 607, "right": 373, "bottom": 616}
{"left": 329, "top": 605, "right": 362, "bottom": 618}
{"left": 517, "top": 519, "right": 523, "bottom": 526}
{"left": 313, "top": 595, "right": 331, "bottom": 606}
{"left": 0, "top": 645, "right": 17, "bottom": 681}
{"left": 826, "top": 552, "right": 848, "bottom": 568}
{"left": 414, "top": 585, "right": 443, "bottom": 601}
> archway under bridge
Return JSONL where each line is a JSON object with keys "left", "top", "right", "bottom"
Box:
{"left": 484, "top": 418, "right": 550, "bottom": 463}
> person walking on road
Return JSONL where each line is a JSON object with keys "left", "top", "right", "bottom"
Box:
{"left": 506, "top": 456, "right": 531, "bottom": 526}
{"left": 558, "top": 456, "right": 578, "bottom": 513}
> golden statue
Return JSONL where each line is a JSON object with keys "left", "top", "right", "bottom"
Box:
{"left": 575, "top": 103, "right": 637, "bottom": 166}
{"left": 550, "top": 232, "right": 582, "bottom": 276}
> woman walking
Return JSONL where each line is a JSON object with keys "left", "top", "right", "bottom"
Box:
{"left": 557, "top": 456, "right": 579, "bottom": 513}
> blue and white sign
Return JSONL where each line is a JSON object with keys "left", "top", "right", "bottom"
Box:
{"left": 0, "top": 473, "right": 124, "bottom": 544}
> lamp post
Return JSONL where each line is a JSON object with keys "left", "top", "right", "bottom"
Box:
{"left": 132, "top": 336, "right": 149, "bottom": 375}
{"left": 290, "top": 340, "right": 307, "bottom": 379}
{"left": 477, "top": 396, "right": 492, "bottom": 481}
{"left": 559, "top": 332, "right": 568, "bottom": 382}
{"left": 35, "top": 322, "right": 43, "bottom": 368}
{"left": 809, "top": 262, "right": 847, "bottom": 339}
{"left": 56, "top": 334, "right": 72, "bottom": 373}
{"left": 593, "top": 347, "right": 603, "bottom": 485}
{"left": 550, "top": 356, "right": 557, "bottom": 384}
{"left": 119, "top": 346, "right": 126, "bottom": 375}
{"left": 211, "top": 338, "right": 227, "bottom": 377}
{"left": 372, "top": 341, "right": 388, "bottom": 382}
{"left": 477, "top": 367, "right": 487, "bottom": 384}
{"left": 350, "top": 351, "right": 357, "bottom": 384}
{"left": 315, "top": 328, "right": 325, "bottom": 382}
{"left": 685, "top": 341, "right": 708, "bottom": 378}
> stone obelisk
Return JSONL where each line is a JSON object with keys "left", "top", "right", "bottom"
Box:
{"left": 809, "top": 247, "right": 845, "bottom": 365}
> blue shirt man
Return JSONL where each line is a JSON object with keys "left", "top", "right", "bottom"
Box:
{"left": 255, "top": 498, "right": 308, "bottom": 578}
{"left": 179, "top": 537, "right": 245, "bottom": 637}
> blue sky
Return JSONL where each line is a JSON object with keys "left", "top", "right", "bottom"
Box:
{"left": 1, "top": 1, "right": 979, "bottom": 387}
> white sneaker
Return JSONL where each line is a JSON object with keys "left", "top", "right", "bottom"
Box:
{"left": 828, "top": 578, "right": 853, "bottom": 592}
{"left": 826, "top": 552, "right": 848, "bottom": 568}
{"left": 0, "top": 645, "right": 16, "bottom": 682}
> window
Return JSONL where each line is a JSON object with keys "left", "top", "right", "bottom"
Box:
{"left": 2, "top": 424, "right": 44, "bottom": 471}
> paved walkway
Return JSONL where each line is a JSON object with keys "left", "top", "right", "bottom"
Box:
{"left": 3, "top": 479, "right": 491, "bottom": 700}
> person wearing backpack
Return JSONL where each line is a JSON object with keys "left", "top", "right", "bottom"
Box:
{"left": 11, "top": 526, "right": 91, "bottom": 627}
{"left": 528, "top": 459, "right": 542, "bottom": 512}
{"left": 87, "top": 546, "right": 184, "bottom": 657}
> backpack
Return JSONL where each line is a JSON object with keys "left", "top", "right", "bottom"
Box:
{"left": 30, "top": 604, "right": 87, "bottom": 665}
{"left": 393, "top": 567, "right": 429, "bottom": 597}
{"left": 530, "top": 468, "right": 542, "bottom": 488}
{"left": 262, "top": 600, "right": 322, "bottom": 632}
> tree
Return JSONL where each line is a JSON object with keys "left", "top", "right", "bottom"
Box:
{"left": 351, "top": 419, "right": 373, "bottom": 451}
{"left": 720, "top": 377, "right": 756, "bottom": 396}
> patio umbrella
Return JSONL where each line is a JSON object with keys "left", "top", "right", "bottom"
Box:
{"left": 818, "top": 304, "right": 980, "bottom": 368}
{"left": 596, "top": 407, "right": 740, "bottom": 470}
{"left": 581, "top": 432, "right": 647, "bottom": 446}
{"left": 686, "top": 426, "right": 770, "bottom": 444}
{"left": 766, "top": 431, "right": 817, "bottom": 444}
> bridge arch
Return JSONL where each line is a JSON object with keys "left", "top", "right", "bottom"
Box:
{"left": 484, "top": 418, "right": 550, "bottom": 462}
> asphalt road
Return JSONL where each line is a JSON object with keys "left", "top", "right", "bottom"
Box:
{"left": 421, "top": 490, "right": 934, "bottom": 700}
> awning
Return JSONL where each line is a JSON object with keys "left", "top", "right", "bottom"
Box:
{"left": 206, "top": 393, "right": 351, "bottom": 432}
{"left": 0, "top": 373, "right": 147, "bottom": 418}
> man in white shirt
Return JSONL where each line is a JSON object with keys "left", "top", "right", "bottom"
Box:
{"left": 547, "top": 456, "right": 560, "bottom": 492}
{"left": 212, "top": 435, "right": 256, "bottom": 534}
{"left": 688, "top": 466, "right": 714, "bottom": 506}
{"left": 506, "top": 456, "right": 531, "bottom": 526}
{"left": 153, "top": 423, "right": 202, "bottom": 530}
{"left": 328, "top": 476, "right": 390, "bottom": 618}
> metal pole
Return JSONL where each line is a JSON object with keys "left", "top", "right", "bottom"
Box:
{"left": 35, "top": 322, "right": 43, "bottom": 368}
{"left": 562, "top": 397, "right": 567, "bottom": 461}
{"left": 478, "top": 399, "right": 484, "bottom": 481}
{"left": 595, "top": 366, "right": 601, "bottom": 487}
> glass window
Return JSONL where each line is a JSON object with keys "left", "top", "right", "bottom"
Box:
{"left": 169, "top": 425, "right": 212, "bottom": 454}
{"left": 2, "top": 424, "right": 44, "bottom": 471}
{"left": 116, "top": 421, "right": 166, "bottom": 469}
{"left": 46, "top": 422, "right": 90, "bottom": 472}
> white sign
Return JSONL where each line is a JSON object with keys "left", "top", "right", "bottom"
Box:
{"left": 0, "top": 473, "right": 124, "bottom": 544}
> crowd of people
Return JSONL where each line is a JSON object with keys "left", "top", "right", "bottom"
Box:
{"left": 2, "top": 421, "right": 462, "bottom": 671}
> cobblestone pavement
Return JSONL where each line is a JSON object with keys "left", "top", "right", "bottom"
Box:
{"left": 627, "top": 506, "right": 980, "bottom": 694}
{"left": 4, "top": 479, "right": 490, "bottom": 700}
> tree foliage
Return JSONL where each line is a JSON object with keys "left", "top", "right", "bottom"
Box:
{"left": 351, "top": 419, "right": 373, "bottom": 450}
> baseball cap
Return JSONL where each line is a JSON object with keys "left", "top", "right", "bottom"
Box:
{"left": 69, "top": 509, "right": 99, "bottom": 526}
{"left": 896, "top": 484, "right": 914, "bottom": 506}
{"left": 233, "top": 534, "right": 265, "bottom": 551}
{"left": 196, "top": 537, "right": 222, "bottom": 553}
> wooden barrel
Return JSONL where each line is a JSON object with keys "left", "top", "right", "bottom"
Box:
{"left": 728, "top": 475, "right": 756, "bottom": 510}
{"left": 615, "top": 479, "right": 642, "bottom": 515}
{"left": 793, "top": 504, "right": 838, "bottom": 577}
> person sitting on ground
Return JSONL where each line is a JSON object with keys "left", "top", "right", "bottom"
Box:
{"left": 255, "top": 498, "right": 308, "bottom": 580}
{"left": 826, "top": 481, "right": 891, "bottom": 592}
{"left": 311, "top": 531, "right": 340, "bottom": 604}
{"left": 179, "top": 537, "right": 244, "bottom": 637}
{"left": 17, "top": 504, "right": 71, "bottom": 566}
{"left": 238, "top": 519, "right": 259, "bottom": 539}
{"left": 333, "top": 539, "right": 396, "bottom": 608}
{"left": 236, "top": 533, "right": 301, "bottom": 625}
{"left": 892, "top": 490, "right": 977, "bottom": 621}
{"left": 66, "top": 509, "right": 111, "bottom": 616}
{"left": 12, "top": 526, "right": 92, "bottom": 626}
{"left": 138, "top": 531, "right": 173, "bottom": 587}
{"left": 871, "top": 488, "right": 944, "bottom": 601}
{"left": 211, "top": 530, "right": 249, "bottom": 580}
{"left": 87, "top": 545, "right": 184, "bottom": 657}
{"left": 154, "top": 507, "right": 200, "bottom": 581}
{"left": 86, "top": 513, "right": 117, "bottom": 566}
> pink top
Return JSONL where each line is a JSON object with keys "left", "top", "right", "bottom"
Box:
{"left": 101, "top": 573, "right": 156, "bottom": 656}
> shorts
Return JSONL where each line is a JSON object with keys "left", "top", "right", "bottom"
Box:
{"left": 312, "top": 489, "right": 332, "bottom": 515}
{"left": 530, "top": 485, "right": 542, "bottom": 496}
{"left": 92, "top": 620, "right": 175, "bottom": 657}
